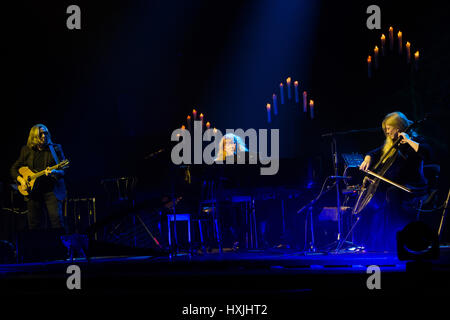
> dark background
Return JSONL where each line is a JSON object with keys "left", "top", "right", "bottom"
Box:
{"left": 1, "top": 1, "right": 448, "bottom": 243}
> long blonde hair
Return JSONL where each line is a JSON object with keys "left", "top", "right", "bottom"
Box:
{"left": 381, "top": 112, "right": 416, "bottom": 160}
{"left": 27, "top": 124, "right": 51, "bottom": 149}
{"left": 215, "top": 133, "right": 248, "bottom": 161}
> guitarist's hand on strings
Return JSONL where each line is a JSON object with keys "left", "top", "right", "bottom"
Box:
{"left": 44, "top": 167, "right": 62, "bottom": 177}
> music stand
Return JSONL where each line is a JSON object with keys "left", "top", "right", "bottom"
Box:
{"left": 321, "top": 128, "right": 379, "bottom": 252}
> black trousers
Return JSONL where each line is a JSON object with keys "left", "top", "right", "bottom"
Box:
{"left": 26, "top": 192, "right": 65, "bottom": 231}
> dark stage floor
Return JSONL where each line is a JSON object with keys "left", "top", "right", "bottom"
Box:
{"left": 1, "top": 246, "right": 450, "bottom": 300}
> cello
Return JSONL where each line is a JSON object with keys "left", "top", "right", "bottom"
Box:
{"left": 352, "top": 116, "right": 427, "bottom": 215}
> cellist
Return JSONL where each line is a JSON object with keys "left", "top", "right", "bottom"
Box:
{"left": 358, "top": 111, "right": 432, "bottom": 251}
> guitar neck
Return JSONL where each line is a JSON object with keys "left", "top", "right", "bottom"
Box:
{"left": 31, "top": 164, "right": 62, "bottom": 180}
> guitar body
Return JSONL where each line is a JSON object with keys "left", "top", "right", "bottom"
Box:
{"left": 18, "top": 166, "right": 36, "bottom": 196}
{"left": 16, "top": 159, "right": 70, "bottom": 197}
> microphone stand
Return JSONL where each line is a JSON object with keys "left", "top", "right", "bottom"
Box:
{"left": 321, "top": 129, "right": 379, "bottom": 253}
{"left": 332, "top": 136, "right": 345, "bottom": 252}
{"left": 297, "top": 177, "right": 335, "bottom": 253}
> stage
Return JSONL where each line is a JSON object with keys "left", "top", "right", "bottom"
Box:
{"left": 1, "top": 246, "right": 450, "bottom": 299}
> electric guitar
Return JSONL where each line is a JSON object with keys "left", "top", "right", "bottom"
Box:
{"left": 17, "top": 159, "right": 70, "bottom": 196}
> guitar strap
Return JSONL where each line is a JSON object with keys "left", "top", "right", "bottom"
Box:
{"left": 48, "top": 144, "right": 60, "bottom": 164}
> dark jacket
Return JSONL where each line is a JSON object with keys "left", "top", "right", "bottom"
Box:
{"left": 366, "top": 136, "right": 431, "bottom": 189}
{"left": 10, "top": 144, "right": 67, "bottom": 201}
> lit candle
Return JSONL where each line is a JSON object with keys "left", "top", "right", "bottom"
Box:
{"left": 192, "top": 109, "right": 197, "bottom": 120}
{"left": 279, "top": 83, "right": 285, "bottom": 104}
{"left": 406, "top": 41, "right": 411, "bottom": 63}
{"left": 272, "top": 94, "right": 278, "bottom": 115}
{"left": 374, "top": 46, "right": 379, "bottom": 69}
{"left": 309, "top": 99, "right": 314, "bottom": 119}
{"left": 294, "top": 81, "right": 299, "bottom": 103}
{"left": 303, "top": 91, "right": 307, "bottom": 112}
{"left": 177, "top": 125, "right": 185, "bottom": 137}
{"left": 414, "top": 51, "right": 419, "bottom": 71}
{"left": 380, "top": 34, "right": 386, "bottom": 56}
{"left": 286, "top": 77, "right": 292, "bottom": 100}
{"left": 199, "top": 113, "right": 204, "bottom": 128}
{"left": 367, "top": 55, "right": 372, "bottom": 78}
{"left": 187, "top": 115, "right": 191, "bottom": 132}
{"left": 206, "top": 121, "right": 210, "bottom": 129}
{"left": 397, "top": 31, "right": 402, "bottom": 55}
{"left": 266, "top": 103, "right": 271, "bottom": 123}
{"left": 389, "top": 26, "right": 394, "bottom": 51}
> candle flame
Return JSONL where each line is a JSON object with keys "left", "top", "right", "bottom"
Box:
{"left": 206, "top": 122, "right": 210, "bottom": 128}
{"left": 266, "top": 103, "right": 271, "bottom": 110}
{"left": 397, "top": 31, "right": 402, "bottom": 37}
{"left": 367, "top": 55, "right": 372, "bottom": 62}
{"left": 381, "top": 34, "right": 385, "bottom": 40}
{"left": 181, "top": 125, "right": 185, "bottom": 130}
{"left": 309, "top": 99, "right": 314, "bottom": 106}
{"left": 280, "top": 83, "right": 283, "bottom": 87}
{"left": 193, "top": 109, "right": 197, "bottom": 114}
{"left": 406, "top": 41, "right": 410, "bottom": 48}
{"left": 389, "top": 26, "right": 393, "bottom": 32}
{"left": 187, "top": 115, "right": 191, "bottom": 120}
{"left": 199, "top": 113, "right": 204, "bottom": 119}
{"left": 303, "top": 91, "right": 307, "bottom": 95}
{"left": 294, "top": 81, "right": 298, "bottom": 86}
{"left": 414, "top": 51, "right": 419, "bottom": 59}
{"left": 374, "top": 46, "right": 379, "bottom": 52}
{"left": 286, "top": 77, "right": 291, "bottom": 84}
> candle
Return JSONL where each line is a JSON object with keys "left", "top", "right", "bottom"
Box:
{"left": 199, "top": 113, "right": 204, "bottom": 128}
{"left": 279, "top": 83, "right": 285, "bottom": 104}
{"left": 367, "top": 55, "right": 372, "bottom": 78}
{"left": 181, "top": 125, "right": 185, "bottom": 130}
{"left": 406, "top": 41, "right": 411, "bottom": 63}
{"left": 272, "top": 94, "right": 278, "bottom": 115}
{"left": 380, "top": 34, "right": 386, "bottom": 56}
{"left": 389, "top": 26, "right": 394, "bottom": 51}
{"left": 286, "top": 77, "right": 292, "bottom": 100}
{"left": 309, "top": 100, "right": 314, "bottom": 119}
{"left": 303, "top": 91, "right": 307, "bottom": 112}
{"left": 187, "top": 115, "right": 191, "bottom": 132}
{"left": 266, "top": 103, "right": 271, "bottom": 123}
{"left": 414, "top": 51, "right": 419, "bottom": 71}
{"left": 374, "top": 46, "right": 379, "bottom": 69}
{"left": 397, "top": 31, "right": 402, "bottom": 55}
{"left": 206, "top": 121, "right": 210, "bottom": 129}
{"left": 192, "top": 109, "right": 197, "bottom": 120}
{"left": 294, "top": 81, "right": 299, "bottom": 103}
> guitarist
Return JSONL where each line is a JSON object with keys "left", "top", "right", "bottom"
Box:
{"left": 357, "top": 112, "right": 432, "bottom": 251}
{"left": 10, "top": 124, "right": 67, "bottom": 231}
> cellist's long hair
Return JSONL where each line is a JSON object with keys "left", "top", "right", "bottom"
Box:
{"left": 27, "top": 124, "right": 51, "bottom": 149}
{"left": 381, "top": 112, "right": 417, "bottom": 160}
